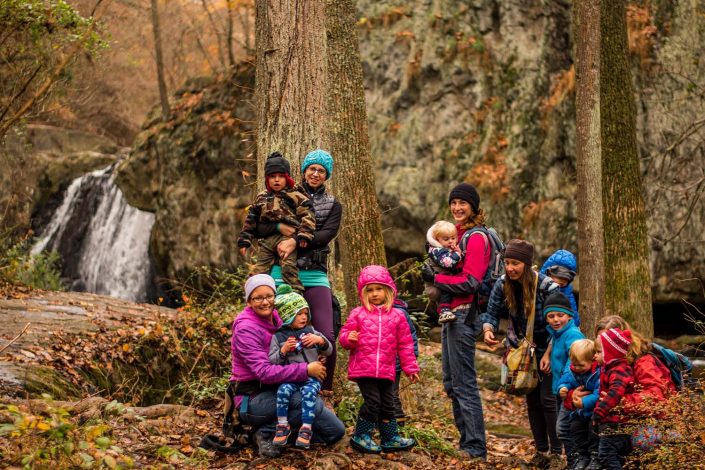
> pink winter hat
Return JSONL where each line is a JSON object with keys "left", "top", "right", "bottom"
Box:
{"left": 356, "top": 265, "right": 397, "bottom": 300}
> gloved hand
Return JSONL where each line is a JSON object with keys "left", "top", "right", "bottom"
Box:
{"left": 420, "top": 263, "right": 436, "bottom": 283}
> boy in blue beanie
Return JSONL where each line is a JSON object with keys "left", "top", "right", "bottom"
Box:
{"left": 544, "top": 291, "right": 585, "bottom": 467}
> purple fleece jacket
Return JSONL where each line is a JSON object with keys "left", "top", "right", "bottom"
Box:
{"left": 230, "top": 306, "right": 309, "bottom": 405}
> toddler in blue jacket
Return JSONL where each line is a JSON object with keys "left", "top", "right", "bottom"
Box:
{"left": 558, "top": 339, "right": 601, "bottom": 470}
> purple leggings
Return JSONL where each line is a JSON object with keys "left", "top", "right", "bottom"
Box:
{"left": 303, "top": 286, "right": 336, "bottom": 391}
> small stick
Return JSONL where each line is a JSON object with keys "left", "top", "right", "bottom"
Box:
{"left": 0, "top": 322, "right": 31, "bottom": 354}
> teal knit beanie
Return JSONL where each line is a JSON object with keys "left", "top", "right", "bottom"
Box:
{"left": 301, "top": 149, "right": 333, "bottom": 179}
{"left": 274, "top": 284, "right": 310, "bottom": 325}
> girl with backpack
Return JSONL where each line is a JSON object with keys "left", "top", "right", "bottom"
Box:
{"left": 420, "top": 182, "right": 491, "bottom": 460}
{"left": 339, "top": 265, "right": 419, "bottom": 454}
{"left": 480, "top": 239, "right": 563, "bottom": 470}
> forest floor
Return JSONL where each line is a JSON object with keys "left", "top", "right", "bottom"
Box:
{"left": 0, "top": 288, "right": 592, "bottom": 468}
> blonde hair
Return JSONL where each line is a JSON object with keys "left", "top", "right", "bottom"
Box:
{"left": 361, "top": 283, "right": 394, "bottom": 312}
{"left": 504, "top": 266, "right": 537, "bottom": 318}
{"left": 569, "top": 339, "right": 595, "bottom": 363}
{"left": 430, "top": 220, "right": 457, "bottom": 240}
{"left": 595, "top": 314, "right": 651, "bottom": 364}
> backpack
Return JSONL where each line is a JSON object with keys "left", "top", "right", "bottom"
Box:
{"left": 199, "top": 382, "right": 253, "bottom": 454}
{"left": 650, "top": 342, "right": 694, "bottom": 390}
{"left": 464, "top": 225, "right": 505, "bottom": 302}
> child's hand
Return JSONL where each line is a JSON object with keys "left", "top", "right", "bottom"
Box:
{"left": 298, "top": 239, "right": 308, "bottom": 249}
{"left": 572, "top": 394, "right": 584, "bottom": 409}
{"left": 239, "top": 247, "right": 248, "bottom": 258}
{"left": 281, "top": 336, "right": 297, "bottom": 354}
{"left": 559, "top": 387, "right": 568, "bottom": 399}
{"left": 302, "top": 333, "right": 324, "bottom": 348}
{"left": 407, "top": 372, "right": 420, "bottom": 384}
{"left": 539, "top": 351, "right": 551, "bottom": 374}
{"left": 348, "top": 331, "right": 359, "bottom": 342}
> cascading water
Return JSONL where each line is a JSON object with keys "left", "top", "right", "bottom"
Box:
{"left": 32, "top": 165, "right": 156, "bottom": 302}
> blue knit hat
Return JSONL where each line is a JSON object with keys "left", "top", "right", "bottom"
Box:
{"left": 301, "top": 149, "right": 333, "bottom": 179}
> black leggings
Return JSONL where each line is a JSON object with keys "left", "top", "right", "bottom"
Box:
{"left": 525, "top": 369, "right": 560, "bottom": 454}
{"left": 357, "top": 378, "right": 395, "bottom": 423}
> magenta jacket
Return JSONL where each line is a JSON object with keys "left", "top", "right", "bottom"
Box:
{"left": 338, "top": 265, "right": 420, "bottom": 382}
{"left": 230, "top": 306, "right": 308, "bottom": 394}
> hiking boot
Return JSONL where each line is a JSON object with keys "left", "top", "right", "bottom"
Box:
{"left": 547, "top": 453, "right": 565, "bottom": 470}
{"left": 295, "top": 426, "right": 312, "bottom": 449}
{"left": 585, "top": 452, "right": 601, "bottom": 470}
{"left": 272, "top": 423, "right": 291, "bottom": 446}
{"left": 254, "top": 431, "right": 281, "bottom": 458}
{"left": 528, "top": 451, "right": 551, "bottom": 468}
{"left": 350, "top": 417, "right": 381, "bottom": 454}
{"left": 571, "top": 454, "right": 591, "bottom": 470}
{"left": 438, "top": 310, "right": 457, "bottom": 324}
{"left": 379, "top": 419, "right": 415, "bottom": 452}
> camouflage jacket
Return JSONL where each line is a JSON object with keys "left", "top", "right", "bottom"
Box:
{"left": 237, "top": 188, "right": 315, "bottom": 248}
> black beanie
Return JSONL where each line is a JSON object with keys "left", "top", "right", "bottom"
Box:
{"left": 543, "top": 291, "right": 574, "bottom": 317}
{"left": 448, "top": 183, "right": 480, "bottom": 212}
{"left": 265, "top": 151, "right": 291, "bottom": 176}
{"left": 504, "top": 239, "right": 534, "bottom": 266}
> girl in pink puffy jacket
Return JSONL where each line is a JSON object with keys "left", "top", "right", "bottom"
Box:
{"left": 339, "top": 265, "right": 420, "bottom": 454}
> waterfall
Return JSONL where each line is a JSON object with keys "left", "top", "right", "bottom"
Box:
{"left": 32, "top": 165, "right": 156, "bottom": 302}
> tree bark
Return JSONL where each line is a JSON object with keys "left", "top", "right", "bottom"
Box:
{"left": 325, "top": 0, "right": 387, "bottom": 310}
{"left": 150, "top": 0, "right": 170, "bottom": 121}
{"left": 600, "top": 0, "right": 653, "bottom": 336}
{"left": 574, "top": 0, "right": 605, "bottom": 337}
{"left": 255, "top": 0, "right": 327, "bottom": 182}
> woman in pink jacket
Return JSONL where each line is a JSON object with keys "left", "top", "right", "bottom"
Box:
{"left": 339, "top": 265, "right": 420, "bottom": 454}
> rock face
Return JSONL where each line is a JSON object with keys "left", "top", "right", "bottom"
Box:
{"left": 357, "top": 0, "right": 705, "bottom": 302}
{"left": 115, "top": 66, "right": 256, "bottom": 283}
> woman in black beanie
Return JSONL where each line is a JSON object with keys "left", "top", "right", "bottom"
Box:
{"left": 480, "top": 239, "right": 563, "bottom": 469}
{"left": 423, "top": 182, "right": 489, "bottom": 460}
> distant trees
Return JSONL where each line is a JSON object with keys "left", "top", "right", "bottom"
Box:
{"left": 150, "top": 0, "right": 170, "bottom": 120}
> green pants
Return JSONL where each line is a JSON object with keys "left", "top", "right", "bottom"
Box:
{"left": 252, "top": 234, "right": 303, "bottom": 292}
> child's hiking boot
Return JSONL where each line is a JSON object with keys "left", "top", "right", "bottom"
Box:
{"left": 295, "top": 425, "right": 312, "bottom": 449}
{"left": 585, "top": 452, "right": 601, "bottom": 470}
{"left": 272, "top": 423, "right": 291, "bottom": 446}
{"left": 570, "top": 453, "right": 591, "bottom": 470}
{"left": 350, "top": 417, "right": 381, "bottom": 454}
{"left": 379, "top": 419, "right": 415, "bottom": 452}
{"left": 547, "top": 452, "right": 565, "bottom": 470}
{"left": 528, "top": 451, "right": 550, "bottom": 468}
{"left": 438, "top": 309, "right": 457, "bottom": 324}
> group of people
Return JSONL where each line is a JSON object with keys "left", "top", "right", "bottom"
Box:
{"left": 229, "top": 149, "right": 680, "bottom": 469}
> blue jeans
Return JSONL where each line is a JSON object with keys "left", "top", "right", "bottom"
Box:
{"left": 277, "top": 379, "right": 321, "bottom": 425}
{"left": 239, "top": 389, "right": 345, "bottom": 444}
{"left": 556, "top": 401, "right": 574, "bottom": 456}
{"left": 441, "top": 309, "right": 487, "bottom": 458}
{"left": 598, "top": 423, "right": 632, "bottom": 470}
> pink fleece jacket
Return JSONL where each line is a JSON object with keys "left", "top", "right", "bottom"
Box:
{"left": 338, "top": 265, "right": 420, "bottom": 382}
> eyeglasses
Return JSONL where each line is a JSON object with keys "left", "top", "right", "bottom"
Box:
{"left": 306, "top": 167, "right": 327, "bottom": 175}
{"left": 250, "top": 294, "right": 275, "bottom": 304}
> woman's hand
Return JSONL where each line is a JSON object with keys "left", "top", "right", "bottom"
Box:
{"left": 278, "top": 223, "right": 296, "bottom": 237}
{"left": 277, "top": 237, "right": 297, "bottom": 260}
{"left": 307, "top": 361, "right": 327, "bottom": 381}
{"left": 348, "top": 331, "right": 359, "bottom": 342}
{"left": 302, "top": 333, "right": 324, "bottom": 348}
{"left": 483, "top": 329, "right": 499, "bottom": 346}
{"left": 540, "top": 351, "right": 551, "bottom": 374}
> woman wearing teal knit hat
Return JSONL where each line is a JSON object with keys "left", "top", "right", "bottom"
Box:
{"left": 268, "top": 284, "right": 334, "bottom": 449}
{"left": 256, "top": 149, "right": 343, "bottom": 396}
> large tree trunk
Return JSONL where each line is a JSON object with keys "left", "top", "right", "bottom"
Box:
{"left": 255, "top": 0, "right": 327, "bottom": 182}
{"left": 600, "top": 0, "right": 653, "bottom": 336}
{"left": 150, "top": 0, "right": 170, "bottom": 121}
{"left": 325, "top": 0, "right": 387, "bottom": 310}
{"left": 574, "top": 0, "right": 605, "bottom": 337}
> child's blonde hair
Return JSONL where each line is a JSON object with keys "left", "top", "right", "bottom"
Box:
{"left": 569, "top": 339, "right": 595, "bottom": 363}
{"left": 361, "top": 284, "right": 395, "bottom": 312}
{"left": 595, "top": 314, "right": 650, "bottom": 364}
{"left": 430, "top": 220, "right": 457, "bottom": 240}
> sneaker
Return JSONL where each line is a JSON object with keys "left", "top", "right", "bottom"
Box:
{"left": 295, "top": 426, "right": 312, "bottom": 449}
{"left": 547, "top": 453, "right": 565, "bottom": 470}
{"left": 585, "top": 453, "right": 601, "bottom": 470}
{"left": 272, "top": 423, "right": 291, "bottom": 447}
{"left": 438, "top": 310, "right": 457, "bottom": 324}
{"left": 254, "top": 432, "right": 281, "bottom": 458}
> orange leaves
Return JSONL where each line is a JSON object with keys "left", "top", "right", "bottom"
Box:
{"left": 626, "top": 4, "right": 657, "bottom": 67}
{"left": 540, "top": 65, "right": 575, "bottom": 119}
{"left": 466, "top": 134, "right": 510, "bottom": 202}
